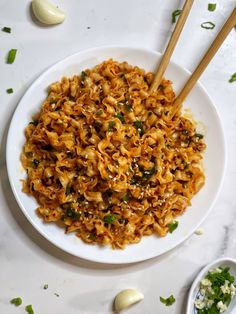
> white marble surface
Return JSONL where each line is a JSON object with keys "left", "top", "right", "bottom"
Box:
{"left": 0, "top": 0, "right": 236, "bottom": 313}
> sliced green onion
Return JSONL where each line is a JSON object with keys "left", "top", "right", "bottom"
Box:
{"left": 122, "top": 194, "right": 129, "bottom": 202}
{"left": 103, "top": 214, "right": 116, "bottom": 224}
{"left": 96, "top": 109, "right": 103, "bottom": 115}
{"left": 208, "top": 3, "right": 217, "bottom": 11}
{"left": 160, "top": 295, "right": 176, "bottom": 306}
{"left": 25, "top": 304, "right": 34, "bottom": 314}
{"left": 65, "top": 185, "right": 72, "bottom": 195}
{"left": 108, "top": 121, "right": 116, "bottom": 132}
{"left": 2, "top": 26, "right": 11, "bottom": 33}
{"left": 172, "top": 10, "right": 182, "bottom": 23}
{"left": 229, "top": 73, "right": 236, "bottom": 83}
{"left": 168, "top": 221, "right": 179, "bottom": 233}
{"left": 195, "top": 133, "right": 204, "bottom": 139}
{"left": 124, "top": 104, "right": 132, "bottom": 112}
{"left": 201, "top": 21, "right": 215, "bottom": 29}
{"left": 114, "top": 112, "right": 125, "bottom": 123}
{"left": 134, "top": 120, "right": 144, "bottom": 136}
{"left": 6, "top": 88, "right": 14, "bottom": 94}
{"left": 7, "top": 49, "right": 17, "bottom": 64}
{"left": 43, "top": 284, "right": 48, "bottom": 290}
{"left": 10, "top": 297, "right": 22, "bottom": 306}
{"left": 66, "top": 208, "right": 80, "bottom": 220}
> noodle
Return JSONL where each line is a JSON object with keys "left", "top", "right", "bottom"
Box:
{"left": 21, "top": 59, "right": 206, "bottom": 249}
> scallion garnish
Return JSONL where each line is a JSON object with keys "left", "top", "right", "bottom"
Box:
{"left": 114, "top": 112, "right": 125, "bottom": 123}
{"left": 2, "top": 26, "right": 11, "bottom": 33}
{"left": 122, "top": 194, "right": 129, "bottom": 202}
{"left": 96, "top": 109, "right": 103, "bottom": 115}
{"left": 66, "top": 208, "right": 81, "bottom": 220}
{"left": 229, "top": 73, "right": 236, "bottom": 83}
{"left": 195, "top": 133, "right": 204, "bottom": 139}
{"left": 10, "top": 297, "right": 22, "bottom": 306}
{"left": 208, "top": 3, "right": 217, "bottom": 12}
{"left": 6, "top": 88, "right": 14, "bottom": 94}
{"left": 172, "top": 10, "right": 182, "bottom": 23}
{"left": 168, "top": 221, "right": 179, "bottom": 233}
{"left": 25, "top": 304, "right": 34, "bottom": 314}
{"left": 160, "top": 295, "right": 176, "bottom": 306}
{"left": 124, "top": 103, "right": 132, "bottom": 112}
{"left": 134, "top": 120, "right": 144, "bottom": 136}
{"left": 103, "top": 214, "right": 116, "bottom": 224}
{"left": 43, "top": 284, "right": 48, "bottom": 290}
{"left": 7, "top": 49, "right": 17, "bottom": 64}
{"left": 201, "top": 21, "right": 215, "bottom": 29}
{"left": 108, "top": 121, "right": 116, "bottom": 132}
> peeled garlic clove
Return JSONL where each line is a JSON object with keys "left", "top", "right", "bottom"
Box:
{"left": 32, "top": 0, "right": 65, "bottom": 25}
{"left": 114, "top": 289, "right": 144, "bottom": 312}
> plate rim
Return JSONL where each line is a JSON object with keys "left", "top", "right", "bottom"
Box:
{"left": 6, "top": 45, "right": 226, "bottom": 264}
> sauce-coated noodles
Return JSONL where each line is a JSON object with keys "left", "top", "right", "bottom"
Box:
{"left": 21, "top": 60, "right": 206, "bottom": 249}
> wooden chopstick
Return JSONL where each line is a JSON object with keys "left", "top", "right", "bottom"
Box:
{"left": 169, "top": 6, "right": 236, "bottom": 119}
{"left": 149, "top": 0, "right": 194, "bottom": 94}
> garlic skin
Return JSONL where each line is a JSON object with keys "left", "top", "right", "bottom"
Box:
{"left": 32, "top": 0, "right": 65, "bottom": 25}
{"left": 114, "top": 289, "right": 144, "bottom": 312}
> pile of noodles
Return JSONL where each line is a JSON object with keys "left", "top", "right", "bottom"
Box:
{"left": 21, "top": 59, "right": 206, "bottom": 249}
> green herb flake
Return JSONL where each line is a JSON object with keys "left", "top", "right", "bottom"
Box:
{"left": 201, "top": 21, "right": 215, "bottom": 30}
{"left": 195, "top": 133, "right": 204, "bottom": 139}
{"left": 2, "top": 26, "right": 11, "bottom": 33}
{"left": 49, "top": 99, "right": 57, "bottom": 104}
{"left": 89, "top": 233, "right": 97, "bottom": 241}
{"left": 108, "top": 121, "right": 116, "bottom": 132}
{"left": 54, "top": 293, "right": 60, "bottom": 297}
{"left": 114, "top": 112, "right": 125, "bottom": 123}
{"left": 25, "top": 304, "right": 34, "bottom": 314}
{"left": 65, "top": 185, "right": 72, "bottom": 196}
{"left": 160, "top": 295, "right": 176, "bottom": 306}
{"left": 7, "top": 49, "right": 17, "bottom": 64}
{"left": 6, "top": 88, "right": 14, "bottom": 94}
{"left": 81, "top": 71, "right": 87, "bottom": 83}
{"left": 229, "top": 73, "right": 236, "bottom": 83}
{"left": 141, "top": 166, "right": 156, "bottom": 181}
{"left": 130, "top": 176, "right": 138, "bottom": 185}
{"left": 103, "top": 214, "right": 116, "bottom": 224}
{"left": 96, "top": 109, "right": 103, "bottom": 116}
{"left": 10, "top": 297, "right": 22, "bottom": 306}
{"left": 29, "top": 120, "right": 38, "bottom": 126}
{"left": 172, "top": 10, "right": 182, "bottom": 23}
{"left": 122, "top": 194, "right": 129, "bottom": 202}
{"left": 124, "top": 104, "right": 132, "bottom": 112}
{"left": 43, "top": 284, "right": 49, "bottom": 290}
{"left": 208, "top": 3, "right": 217, "bottom": 11}
{"left": 168, "top": 221, "right": 179, "bottom": 233}
{"left": 134, "top": 120, "right": 144, "bottom": 136}
{"left": 66, "top": 208, "right": 81, "bottom": 220}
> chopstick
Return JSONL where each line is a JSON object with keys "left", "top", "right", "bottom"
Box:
{"left": 169, "top": 6, "right": 236, "bottom": 119}
{"left": 149, "top": 0, "right": 194, "bottom": 94}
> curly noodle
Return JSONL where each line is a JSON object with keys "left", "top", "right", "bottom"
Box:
{"left": 21, "top": 59, "right": 206, "bottom": 249}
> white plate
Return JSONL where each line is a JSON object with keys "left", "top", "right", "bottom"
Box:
{"left": 6, "top": 46, "right": 226, "bottom": 264}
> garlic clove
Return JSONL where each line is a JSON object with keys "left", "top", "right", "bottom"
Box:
{"left": 114, "top": 289, "right": 144, "bottom": 312}
{"left": 32, "top": 0, "right": 65, "bottom": 25}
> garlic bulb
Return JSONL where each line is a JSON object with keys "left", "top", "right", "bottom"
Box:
{"left": 114, "top": 289, "right": 144, "bottom": 312}
{"left": 32, "top": 0, "right": 65, "bottom": 25}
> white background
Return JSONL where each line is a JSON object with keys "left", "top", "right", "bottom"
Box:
{"left": 0, "top": 0, "right": 236, "bottom": 313}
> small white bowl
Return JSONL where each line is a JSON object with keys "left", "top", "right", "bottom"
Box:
{"left": 187, "top": 257, "right": 236, "bottom": 314}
